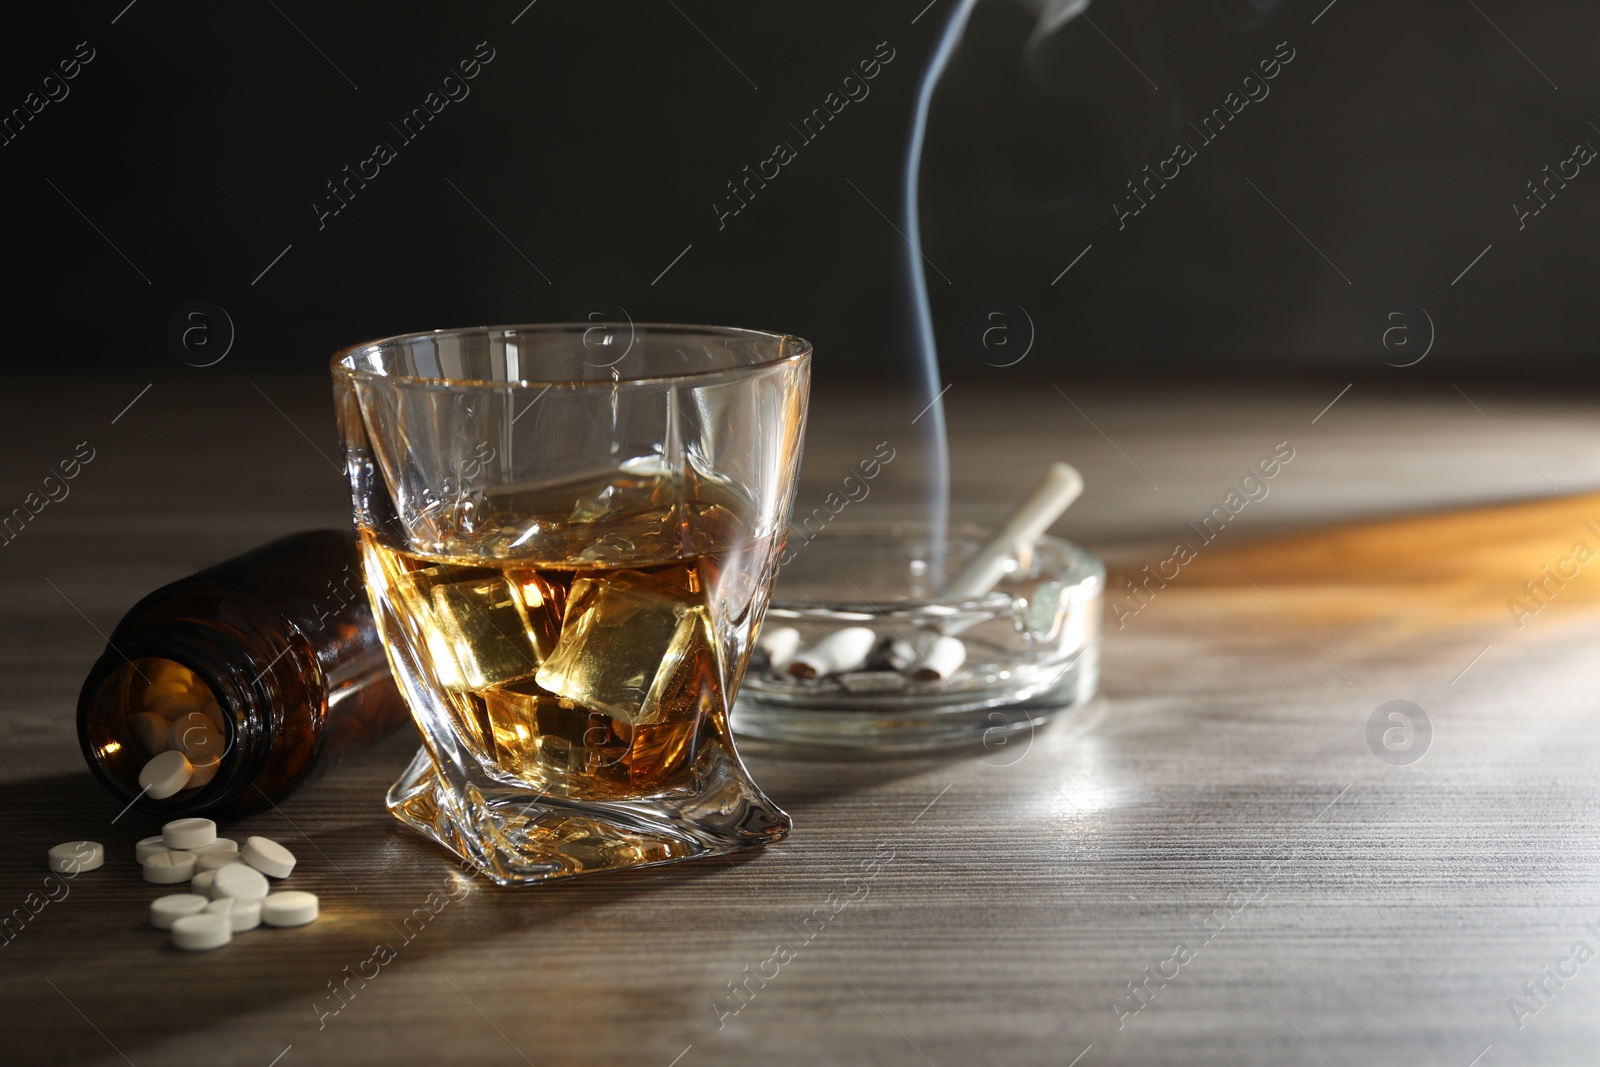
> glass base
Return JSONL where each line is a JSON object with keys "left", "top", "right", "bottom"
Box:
{"left": 386, "top": 745, "right": 790, "bottom": 885}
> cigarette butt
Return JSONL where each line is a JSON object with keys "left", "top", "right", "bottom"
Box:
{"left": 757, "top": 625, "right": 802, "bottom": 670}
{"left": 839, "top": 671, "right": 908, "bottom": 693}
{"left": 943, "top": 462, "right": 1083, "bottom": 599}
{"left": 787, "top": 627, "right": 876, "bottom": 679}
{"left": 888, "top": 634, "right": 968, "bottom": 682}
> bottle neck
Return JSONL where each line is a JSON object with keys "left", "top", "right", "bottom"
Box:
{"left": 77, "top": 621, "right": 290, "bottom": 815}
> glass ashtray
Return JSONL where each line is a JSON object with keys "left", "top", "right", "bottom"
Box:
{"left": 732, "top": 522, "right": 1103, "bottom": 750}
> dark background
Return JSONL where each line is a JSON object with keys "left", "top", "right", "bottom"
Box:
{"left": 3, "top": 0, "right": 1597, "bottom": 387}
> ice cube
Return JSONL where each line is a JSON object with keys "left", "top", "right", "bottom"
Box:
{"left": 430, "top": 576, "right": 543, "bottom": 690}
{"left": 424, "top": 629, "right": 467, "bottom": 690}
{"left": 535, "top": 569, "right": 715, "bottom": 727}
{"left": 480, "top": 684, "right": 630, "bottom": 781}
{"left": 621, "top": 616, "right": 716, "bottom": 783}
{"left": 384, "top": 563, "right": 470, "bottom": 689}
{"left": 623, "top": 718, "right": 699, "bottom": 785}
{"left": 575, "top": 535, "right": 642, "bottom": 563}
{"left": 643, "top": 609, "right": 720, "bottom": 724}
{"left": 487, "top": 519, "right": 554, "bottom": 560}
{"left": 569, "top": 483, "right": 621, "bottom": 524}
{"left": 478, "top": 684, "right": 543, "bottom": 766}
{"left": 505, "top": 570, "right": 567, "bottom": 660}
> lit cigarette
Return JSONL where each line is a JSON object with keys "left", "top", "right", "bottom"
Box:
{"left": 888, "top": 633, "right": 967, "bottom": 682}
{"left": 787, "top": 626, "right": 876, "bottom": 679}
{"left": 942, "top": 461, "right": 1083, "bottom": 599}
{"left": 757, "top": 625, "right": 802, "bottom": 670}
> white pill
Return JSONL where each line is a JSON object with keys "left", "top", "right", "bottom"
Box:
{"left": 186, "top": 755, "right": 222, "bottom": 790}
{"left": 196, "top": 852, "right": 242, "bottom": 872}
{"left": 188, "top": 838, "right": 239, "bottom": 856}
{"left": 888, "top": 633, "right": 968, "bottom": 682}
{"left": 261, "top": 891, "right": 319, "bottom": 928}
{"left": 147, "top": 693, "right": 201, "bottom": 719}
{"left": 47, "top": 841, "right": 103, "bottom": 874}
{"left": 205, "top": 897, "right": 262, "bottom": 933}
{"left": 135, "top": 835, "right": 172, "bottom": 864}
{"left": 142, "top": 680, "right": 191, "bottom": 706}
{"left": 133, "top": 711, "right": 170, "bottom": 755}
{"left": 241, "top": 836, "right": 296, "bottom": 879}
{"left": 142, "top": 850, "right": 198, "bottom": 884}
{"left": 162, "top": 818, "right": 216, "bottom": 850}
{"left": 191, "top": 869, "right": 218, "bottom": 897}
{"left": 787, "top": 627, "right": 877, "bottom": 679}
{"left": 150, "top": 893, "right": 209, "bottom": 930}
{"left": 150, "top": 661, "right": 192, "bottom": 686}
{"left": 212, "top": 862, "right": 269, "bottom": 901}
{"left": 171, "top": 912, "right": 232, "bottom": 951}
{"left": 176, "top": 702, "right": 224, "bottom": 733}
{"left": 170, "top": 715, "right": 224, "bottom": 763}
{"left": 138, "top": 749, "right": 193, "bottom": 800}
{"left": 757, "top": 625, "right": 802, "bottom": 670}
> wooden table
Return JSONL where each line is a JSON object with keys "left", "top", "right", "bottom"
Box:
{"left": 4, "top": 376, "right": 1599, "bottom": 1066}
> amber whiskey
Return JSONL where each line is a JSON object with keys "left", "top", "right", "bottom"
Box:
{"left": 361, "top": 475, "right": 765, "bottom": 802}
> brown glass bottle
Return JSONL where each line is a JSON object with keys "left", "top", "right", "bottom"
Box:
{"left": 77, "top": 530, "right": 411, "bottom": 815}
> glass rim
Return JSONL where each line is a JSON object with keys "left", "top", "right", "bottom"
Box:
{"left": 331, "top": 321, "right": 812, "bottom": 389}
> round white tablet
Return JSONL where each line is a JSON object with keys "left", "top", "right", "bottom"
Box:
{"left": 183, "top": 751, "right": 222, "bottom": 793}
{"left": 200, "top": 705, "right": 226, "bottom": 732}
{"left": 147, "top": 693, "right": 200, "bottom": 719}
{"left": 133, "top": 711, "right": 169, "bottom": 755}
{"left": 187, "top": 839, "right": 239, "bottom": 856}
{"left": 185, "top": 755, "right": 222, "bottom": 790}
{"left": 196, "top": 852, "right": 241, "bottom": 872}
{"left": 241, "top": 836, "right": 296, "bottom": 879}
{"left": 211, "top": 862, "right": 269, "bottom": 901}
{"left": 150, "top": 661, "right": 191, "bottom": 687}
{"left": 142, "top": 679, "right": 192, "bottom": 707}
{"left": 138, "top": 749, "right": 193, "bottom": 800}
{"left": 170, "top": 716, "right": 223, "bottom": 764}
{"left": 47, "top": 841, "right": 103, "bottom": 874}
{"left": 261, "top": 891, "right": 319, "bottom": 928}
{"left": 142, "top": 850, "right": 198, "bottom": 884}
{"left": 171, "top": 912, "right": 232, "bottom": 951}
{"left": 150, "top": 893, "right": 209, "bottom": 930}
{"left": 205, "top": 896, "right": 262, "bottom": 932}
{"left": 134, "top": 835, "right": 171, "bottom": 864}
{"left": 162, "top": 818, "right": 216, "bottom": 850}
{"left": 190, "top": 869, "right": 218, "bottom": 897}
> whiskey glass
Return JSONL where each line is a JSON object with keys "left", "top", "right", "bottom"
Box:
{"left": 332, "top": 323, "right": 811, "bottom": 884}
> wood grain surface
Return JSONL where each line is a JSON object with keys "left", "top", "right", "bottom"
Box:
{"left": 3, "top": 375, "right": 1599, "bottom": 1067}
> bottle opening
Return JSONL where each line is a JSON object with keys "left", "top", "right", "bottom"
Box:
{"left": 84, "top": 656, "right": 235, "bottom": 802}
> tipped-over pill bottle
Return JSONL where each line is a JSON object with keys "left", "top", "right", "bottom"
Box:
{"left": 77, "top": 530, "right": 410, "bottom": 815}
